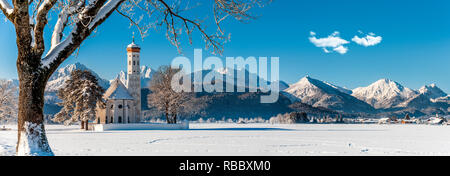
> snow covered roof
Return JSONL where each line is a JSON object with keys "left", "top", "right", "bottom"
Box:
{"left": 127, "top": 42, "right": 140, "bottom": 49}
{"left": 104, "top": 79, "right": 134, "bottom": 100}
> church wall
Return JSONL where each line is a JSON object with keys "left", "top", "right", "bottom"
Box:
{"left": 102, "top": 99, "right": 137, "bottom": 124}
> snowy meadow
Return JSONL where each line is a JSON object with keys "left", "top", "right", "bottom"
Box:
{"left": 1, "top": 123, "right": 450, "bottom": 156}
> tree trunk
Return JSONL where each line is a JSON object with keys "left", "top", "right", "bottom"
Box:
{"left": 165, "top": 106, "right": 170, "bottom": 124}
{"left": 16, "top": 61, "right": 54, "bottom": 156}
{"left": 85, "top": 120, "right": 89, "bottom": 131}
{"left": 81, "top": 121, "right": 85, "bottom": 129}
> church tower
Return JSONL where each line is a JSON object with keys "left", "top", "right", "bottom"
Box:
{"left": 126, "top": 35, "right": 141, "bottom": 122}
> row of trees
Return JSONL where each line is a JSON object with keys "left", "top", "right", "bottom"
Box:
{"left": 0, "top": 80, "right": 18, "bottom": 124}
{"left": 269, "top": 112, "right": 309, "bottom": 124}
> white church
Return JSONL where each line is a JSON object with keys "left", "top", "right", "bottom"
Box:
{"left": 95, "top": 38, "right": 142, "bottom": 124}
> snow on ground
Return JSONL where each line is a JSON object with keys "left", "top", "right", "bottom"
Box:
{"left": 1, "top": 123, "right": 450, "bottom": 156}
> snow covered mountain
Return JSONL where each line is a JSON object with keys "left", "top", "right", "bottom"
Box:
{"left": 284, "top": 76, "right": 374, "bottom": 113}
{"left": 394, "top": 84, "right": 449, "bottom": 114}
{"left": 140, "top": 66, "right": 153, "bottom": 87}
{"left": 114, "top": 65, "right": 153, "bottom": 88}
{"left": 419, "top": 84, "right": 448, "bottom": 100}
{"left": 351, "top": 79, "right": 417, "bottom": 109}
{"left": 433, "top": 95, "right": 450, "bottom": 103}
{"left": 46, "top": 62, "right": 110, "bottom": 92}
{"left": 324, "top": 81, "right": 353, "bottom": 95}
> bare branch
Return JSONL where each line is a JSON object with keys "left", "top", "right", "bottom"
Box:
{"left": 156, "top": 0, "right": 223, "bottom": 54}
{"left": 115, "top": 8, "right": 146, "bottom": 41}
{"left": 145, "top": 0, "right": 269, "bottom": 55}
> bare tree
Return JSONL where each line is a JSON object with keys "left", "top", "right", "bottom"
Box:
{"left": 0, "top": 0, "right": 269, "bottom": 155}
{"left": 54, "top": 69, "right": 105, "bottom": 130}
{"left": 0, "top": 79, "right": 18, "bottom": 124}
{"left": 148, "top": 65, "right": 190, "bottom": 124}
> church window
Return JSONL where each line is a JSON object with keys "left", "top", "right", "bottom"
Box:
{"left": 118, "top": 116, "right": 122, "bottom": 123}
{"left": 118, "top": 105, "right": 123, "bottom": 109}
{"left": 111, "top": 117, "right": 113, "bottom": 123}
{"left": 105, "top": 116, "right": 108, "bottom": 124}
{"left": 137, "top": 61, "right": 139, "bottom": 65}
{"left": 111, "top": 105, "right": 113, "bottom": 109}
{"left": 133, "top": 61, "right": 135, "bottom": 65}
{"left": 128, "top": 117, "right": 130, "bottom": 123}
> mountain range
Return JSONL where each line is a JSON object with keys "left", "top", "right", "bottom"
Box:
{"left": 7, "top": 62, "right": 445, "bottom": 119}
{"left": 284, "top": 76, "right": 448, "bottom": 117}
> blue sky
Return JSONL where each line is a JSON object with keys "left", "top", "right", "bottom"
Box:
{"left": 1, "top": 0, "right": 449, "bottom": 92}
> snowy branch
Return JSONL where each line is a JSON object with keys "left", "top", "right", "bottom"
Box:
{"left": 34, "top": 0, "right": 57, "bottom": 54}
{"left": 88, "top": 0, "right": 123, "bottom": 30}
{"left": 42, "top": 0, "right": 124, "bottom": 71}
{"left": 0, "top": 0, "right": 14, "bottom": 20}
{"left": 51, "top": 0, "right": 85, "bottom": 49}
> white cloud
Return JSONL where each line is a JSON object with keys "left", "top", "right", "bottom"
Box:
{"left": 352, "top": 33, "right": 382, "bottom": 47}
{"left": 309, "top": 31, "right": 349, "bottom": 54}
{"left": 333, "top": 45, "right": 348, "bottom": 54}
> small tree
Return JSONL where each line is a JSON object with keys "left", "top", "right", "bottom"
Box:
{"left": 54, "top": 69, "right": 105, "bottom": 130}
{"left": 0, "top": 80, "right": 18, "bottom": 124}
{"left": 148, "top": 66, "right": 190, "bottom": 124}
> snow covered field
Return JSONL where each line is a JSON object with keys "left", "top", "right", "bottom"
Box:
{"left": 1, "top": 123, "right": 450, "bottom": 156}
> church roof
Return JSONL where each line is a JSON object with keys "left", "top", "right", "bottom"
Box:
{"left": 127, "top": 34, "right": 140, "bottom": 48}
{"left": 104, "top": 79, "right": 134, "bottom": 100}
{"left": 127, "top": 42, "right": 140, "bottom": 49}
